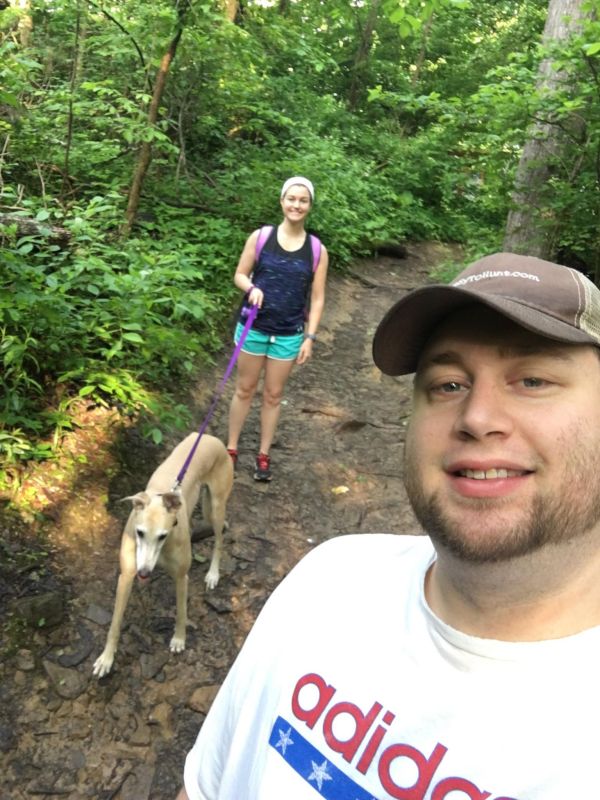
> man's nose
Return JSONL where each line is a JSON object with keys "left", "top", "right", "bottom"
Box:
{"left": 454, "top": 379, "right": 513, "bottom": 440}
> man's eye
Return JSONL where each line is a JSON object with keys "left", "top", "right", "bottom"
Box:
{"left": 433, "top": 381, "right": 464, "bottom": 394}
{"left": 522, "top": 377, "right": 546, "bottom": 388}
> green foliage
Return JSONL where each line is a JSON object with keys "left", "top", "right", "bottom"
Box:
{"left": 0, "top": 189, "right": 238, "bottom": 476}
{"left": 1, "top": 0, "right": 600, "bottom": 484}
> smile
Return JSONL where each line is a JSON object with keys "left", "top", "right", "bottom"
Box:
{"left": 457, "top": 468, "right": 528, "bottom": 479}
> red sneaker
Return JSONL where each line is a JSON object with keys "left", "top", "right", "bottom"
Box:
{"left": 253, "top": 452, "right": 272, "bottom": 482}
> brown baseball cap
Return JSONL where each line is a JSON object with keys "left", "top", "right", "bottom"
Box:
{"left": 373, "top": 252, "right": 600, "bottom": 376}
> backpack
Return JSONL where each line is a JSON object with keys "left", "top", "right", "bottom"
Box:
{"left": 255, "top": 224, "right": 322, "bottom": 272}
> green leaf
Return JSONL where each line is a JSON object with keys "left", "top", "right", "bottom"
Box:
{"left": 0, "top": 90, "right": 19, "bottom": 107}
{"left": 150, "top": 427, "right": 163, "bottom": 445}
{"left": 389, "top": 8, "right": 406, "bottom": 24}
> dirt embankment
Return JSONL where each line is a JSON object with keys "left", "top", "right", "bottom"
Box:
{"left": 0, "top": 243, "right": 458, "bottom": 799}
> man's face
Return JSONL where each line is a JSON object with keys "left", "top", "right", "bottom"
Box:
{"left": 404, "top": 305, "right": 600, "bottom": 562}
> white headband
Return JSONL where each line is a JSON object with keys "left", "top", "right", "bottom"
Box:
{"left": 280, "top": 176, "right": 314, "bottom": 202}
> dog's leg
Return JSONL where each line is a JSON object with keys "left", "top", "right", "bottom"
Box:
{"left": 204, "top": 494, "right": 226, "bottom": 590}
{"left": 170, "top": 571, "right": 188, "bottom": 653}
{"left": 93, "top": 570, "right": 135, "bottom": 677}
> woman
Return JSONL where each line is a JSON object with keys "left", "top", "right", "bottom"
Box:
{"left": 227, "top": 176, "right": 328, "bottom": 481}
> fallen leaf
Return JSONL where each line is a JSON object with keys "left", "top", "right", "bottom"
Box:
{"left": 331, "top": 485, "right": 350, "bottom": 495}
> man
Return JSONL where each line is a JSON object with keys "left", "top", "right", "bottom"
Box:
{"left": 176, "top": 253, "right": 600, "bottom": 799}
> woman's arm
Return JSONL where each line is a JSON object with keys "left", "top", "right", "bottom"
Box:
{"left": 233, "top": 229, "right": 263, "bottom": 307}
{"left": 297, "top": 245, "right": 329, "bottom": 365}
{"left": 174, "top": 787, "right": 189, "bottom": 799}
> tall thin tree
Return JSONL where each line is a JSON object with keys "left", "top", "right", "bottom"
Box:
{"left": 503, "top": 0, "right": 590, "bottom": 258}
{"left": 348, "top": 0, "right": 382, "bottom": 111}
{"left": 63, "top": 0, "right": 86, "bottom": 200}
{"left": 122, "top": 0, "right": 191, "bottom": 238}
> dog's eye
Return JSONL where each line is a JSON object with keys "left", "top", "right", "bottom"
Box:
{"left": 158, "top": 533, "right": 168, "bottom": 542}
{"left": 136, "top": 529, "right": 144, "bottom": 539}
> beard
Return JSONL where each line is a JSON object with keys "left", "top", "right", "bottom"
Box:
{"left": 404, "top": 440, "right": 600, "bottom": 564}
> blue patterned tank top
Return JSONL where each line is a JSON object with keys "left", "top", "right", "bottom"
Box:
{"left": 246, "top": 226, "right": 314, "bottom": 335}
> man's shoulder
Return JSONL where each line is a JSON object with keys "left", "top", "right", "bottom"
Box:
{"left": 266, "top": 533, "right": 433, "bottom": 619}
{"left": 294, "top": 533, "right": 433, "bottom": 578}
{"left": 316, "top": 532, "right": 431, "bottom": 554}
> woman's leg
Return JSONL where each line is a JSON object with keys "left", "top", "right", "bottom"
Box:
{"left": 227, "top": 352, "right": 266, "bottom": 452}
{"left": 258, "top": 357, "right": 296, "bottom": 455}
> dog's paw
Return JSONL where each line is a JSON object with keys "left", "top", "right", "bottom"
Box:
{"left": 204, "top": 569, "right": 220, "bottom": 590}
{"left": 92, "top": 651, "right": 114, "bottom": 678}
{"left": 169, "top": 634, "right": 186, "bottom": 653}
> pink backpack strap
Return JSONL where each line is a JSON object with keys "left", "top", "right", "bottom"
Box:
{"left": 255, "top": 225, "right": 273, "bottom": 263}
{"left": 309, "top": 234, "right": 321, "bottom": 272}
{"left": 256, "top": 225, "right": 321, "bottom": 272}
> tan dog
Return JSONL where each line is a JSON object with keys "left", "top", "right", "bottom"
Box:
{"left": 93, "top": 433, "right": 233, "bottom": 678}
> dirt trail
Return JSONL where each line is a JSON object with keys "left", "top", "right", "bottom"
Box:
{"left": 0, "top": 242, "right": 458, "bottom": 799}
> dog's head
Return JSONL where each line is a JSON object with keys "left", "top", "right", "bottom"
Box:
{"left": 126, "top": 491, "right": 183, "bottom": 581}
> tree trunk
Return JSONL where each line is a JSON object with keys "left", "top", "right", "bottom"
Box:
{"left": 503, "top": 0, "right": 589, "bottom": 258}
{"left": 411, "top": 13, "right": 434, "bottom": 86}
{"left": 9, "top": 0, "right": 32, "bottom": 47}
{"left": 63, "top": 1, "right": 87, "bottom": 199}
{"left": 121, "top": 3, "right": 190, "bottom": 238}
{"left": 223, "top": 0, "right": 239, "bottom": 23}
{"left": 348, "top": 0, "right": 382, "bottom": 111}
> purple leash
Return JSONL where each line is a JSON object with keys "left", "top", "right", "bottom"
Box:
{"left": 171, "top": 304, "right": 258, "bottom": 490}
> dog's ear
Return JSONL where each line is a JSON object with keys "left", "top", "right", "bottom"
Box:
{"left": 124, "top": 491, "right": 150, "bottom": 510}
{"left": 161, "top": 491, "right": 182, "bottom": 513}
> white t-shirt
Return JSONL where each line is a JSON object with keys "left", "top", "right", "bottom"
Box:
{"left": 183, "top": 534, "right": 600, "bottom": 799}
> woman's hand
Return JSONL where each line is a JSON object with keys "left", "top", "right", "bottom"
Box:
{"left": 248, "top": 285, "right": 264, "bottom": 308}
{"left": 296, "top": 338, "right": 314, "bottom": 365}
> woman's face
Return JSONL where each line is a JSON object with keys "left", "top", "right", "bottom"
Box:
{"left": 280, "top": 185, "right": 312, "bottom": 223}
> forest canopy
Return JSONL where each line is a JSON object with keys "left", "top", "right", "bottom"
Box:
{"left": 1, "top": 0, "right": 599, "bottom": 482}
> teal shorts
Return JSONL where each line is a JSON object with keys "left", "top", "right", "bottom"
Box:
{"left": 234, "top": 322, "right": 303, "bottom": 361}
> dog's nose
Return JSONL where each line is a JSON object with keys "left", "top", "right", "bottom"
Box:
{"left": 137, "top": 570, "right": 151, "bottom": 582}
